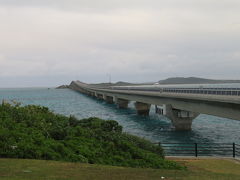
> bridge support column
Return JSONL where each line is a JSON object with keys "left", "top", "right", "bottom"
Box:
{"left": 103, "top": 94, "right": 106, "bottom": 100}
{"left": 164, "top": 104, "right": 199, "bottom": 131}
{"left": 97, "top": 93, "right": 104, "bottom": 100}
{"left": 135, "top": 102, "right": 151, "bottom": 116}
{"left": 155, "top": 105, "right": 164, "bottom": 115}
{"left": 116, "top": 98, "right": 129, "bottom": 109}
{"left": 103, "top": 95, "right": 114, "bottom": 104}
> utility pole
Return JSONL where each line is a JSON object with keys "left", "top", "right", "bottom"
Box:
{"left": 107, "top": 74, "right": 111, "bottom": 84}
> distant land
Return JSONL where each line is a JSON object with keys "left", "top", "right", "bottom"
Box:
{"left": 56, "top": 85, "right": 69, "bottom": 89}
{"left": 91, "top": 77, "right": 240, "bottom": 86}
{"left": 157, "top": 77, "right": 240, "bottom": 85}
{"left": 58, "top": 77, "right": 240, "bottom": 88}
{"left": 91, "top": 81, "right": 134, "bottom": 87}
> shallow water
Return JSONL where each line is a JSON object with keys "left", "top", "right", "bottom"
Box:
{"left": 0, "top": 88, "right": 239, "bottom": 144}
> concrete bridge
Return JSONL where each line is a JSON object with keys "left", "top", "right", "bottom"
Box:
{"left": 69, "top": 81, "right": 240, "bottom": 131}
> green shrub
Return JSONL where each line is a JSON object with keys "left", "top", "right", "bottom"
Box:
{"left": 0, "top": 103, "right": 183, "bottom": 169}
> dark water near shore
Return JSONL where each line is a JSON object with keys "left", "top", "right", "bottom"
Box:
{"left": 0, "top": 87, "right": 239, "bottom": 144}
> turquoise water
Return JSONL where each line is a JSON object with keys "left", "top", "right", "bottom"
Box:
{"left": 0, "top": 88, "right": 239, "bottom": 144}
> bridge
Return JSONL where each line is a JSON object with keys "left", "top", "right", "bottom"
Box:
{"left": 69, "top": 81, "right": 240, "bottom": 131}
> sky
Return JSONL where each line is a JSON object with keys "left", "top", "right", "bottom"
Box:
{"left": 0, "top": 0, "right": 240, "bottom": 87}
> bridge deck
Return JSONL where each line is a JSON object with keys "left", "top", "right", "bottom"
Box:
{"left": 71, "top": 81, "right": 240, "bottom": 121}
{"left": 88, "top": 88, "right": 240, "bottom": 104}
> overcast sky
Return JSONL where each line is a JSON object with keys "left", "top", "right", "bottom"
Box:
{"left": 0, "top": 0, "right": 240, "bottom": 87}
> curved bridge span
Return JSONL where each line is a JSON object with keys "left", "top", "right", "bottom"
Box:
{"left": 69, "top": 81, "right": 240, "bottom": 131}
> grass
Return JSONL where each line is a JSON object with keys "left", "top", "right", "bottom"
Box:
{"left": 0, "top": 158, "right": 240, "bottom": 180}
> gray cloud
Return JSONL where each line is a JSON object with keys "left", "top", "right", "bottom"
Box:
{"left": 0, "top": 0, "right": 240, "bottom": 87}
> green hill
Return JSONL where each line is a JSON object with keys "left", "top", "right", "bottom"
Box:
{"left": 158, "top": 77, "right": 240, "bottom": 84}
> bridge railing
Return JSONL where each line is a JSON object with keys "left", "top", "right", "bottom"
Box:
{"left": 154, "top": 143, "right": 240, "bottom": 157}
{"left": 111, "top": 86, "right": 240, "bottom": 96}
{"left": 162, "top": 88, "right": 240, "bottom": 96}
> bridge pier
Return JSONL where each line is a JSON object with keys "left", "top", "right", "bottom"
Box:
{"left": 135, "top": 102, "right": 151, "bottom": 116}
{"left": 155, "top": 105, "right": 164, "bottom": 114}
{"left": 97, "top": 93, "right": 104, "bottom": 100}
{"left": 164, "top": 104, "right": 199, "bottom": 131}
{"left": 87, "top": 91, "right": 92, "bottom": 96}
{"left": 103, "top": 95, "right": 114, "bottom": 104}
{"left": 116, "top": 98, "right": 129, "bottom": 109}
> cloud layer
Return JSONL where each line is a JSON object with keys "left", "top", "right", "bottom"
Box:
{"left": 0, "top": 0, "right": 240, "bottom": 87}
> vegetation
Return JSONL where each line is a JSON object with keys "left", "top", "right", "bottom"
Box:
{"left": 0, "top": 158, "right": 240, "bottom": 180}
{"left": 0, "top": 102, "right": 181, "bottom": 169}
{"left": 158, "top": 77, "right": 240, "bottom": 84}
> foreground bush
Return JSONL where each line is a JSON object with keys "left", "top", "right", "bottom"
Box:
{"left": 0, "top": 102, "right": 182, "bottom": 169}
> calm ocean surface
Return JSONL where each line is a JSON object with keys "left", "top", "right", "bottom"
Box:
{"left": 0, "top": 87, "right": 240, "bottom": 144}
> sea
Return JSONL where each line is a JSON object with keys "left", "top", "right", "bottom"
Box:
{"left": 0, "top": 84, "right": 240, "bottom": 144}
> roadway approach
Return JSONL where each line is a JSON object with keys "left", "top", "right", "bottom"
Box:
{"left": 69, "top": 81, "right": 240, "bottom": 131}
